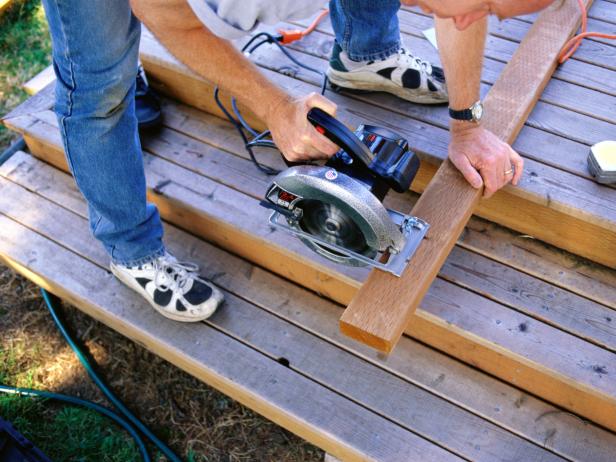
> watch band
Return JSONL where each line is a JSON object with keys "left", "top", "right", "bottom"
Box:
{"left": 449, "top": 107, "right": 474, "bottom": 121}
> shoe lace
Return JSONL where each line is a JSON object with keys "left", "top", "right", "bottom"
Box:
{"left": 397, "top": 48, "right": 432, "bottom": 73}
{"left": 153, "top": 256, "right": 200, "bottom": 294}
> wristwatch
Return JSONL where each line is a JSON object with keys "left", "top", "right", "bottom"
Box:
{"left": 449, "top": 100, "right": 484, "bottom": 123}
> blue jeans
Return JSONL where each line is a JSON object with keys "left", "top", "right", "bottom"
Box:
{"left": 42, "top": 0, "right": 165, "bottom": 266}
{"left": 41, "top": 0, "right": 397, "bottom": 266}
{"left": 330, "top": 0, "right": 401, "bottom": 61}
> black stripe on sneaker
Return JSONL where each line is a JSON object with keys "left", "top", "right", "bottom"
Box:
{"left": 431, "top": 66, "right": 445, "bottom": 83}
{"left": 136, "top": 277, "right": 151, "bottom": 289}
{"left": 153, "top": 288, "right": 173, "bottom": 307}
{"left": 427, "top": 79, "right": 438, "bottom": 92}
{"left": 184, "top": 280, "right": 213, "bottom": 305}
{"left": 401, "top": 68, "right": 421, "bottom": 89}
{"left": 377, "top": 67, "right": 396, "bottom": 80}
{"left": 176, "top": 299, "right": 187, "bottom": 312}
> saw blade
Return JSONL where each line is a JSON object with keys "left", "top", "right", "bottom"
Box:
{"left": 298, "top": 199, "right": 374, "bottom": 257}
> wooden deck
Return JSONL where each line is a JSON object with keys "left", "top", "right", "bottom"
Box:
{"left": 2, "top": 3, "right": 616, "bottom": 460}
{"left": 2, "top": 149, "right": 616, "bottom": 460}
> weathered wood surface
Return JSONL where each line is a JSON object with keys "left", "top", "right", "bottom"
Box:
{"left": 12, "top": 99, "right": 616, "bottom": 317}
{"left": 135, "top": 29, "right": 616, "bottom": 270}
{"left": 3, "top": 151, "right": 616, "bottom": 461}
{"left": 341, "top": 0, "right": 596, "bottom": 353}
{"left": 0, "top": 166, "right": 463, "bottom": 462}
{"left": 395, "top": 4, "right": 616, "bottom": 92}
{"left": 5, "top": 105, "right": 616, "bottom": 432}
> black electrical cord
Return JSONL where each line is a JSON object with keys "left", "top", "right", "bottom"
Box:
{"left": 214, "top": 31, "right": 330, "bottom": 176}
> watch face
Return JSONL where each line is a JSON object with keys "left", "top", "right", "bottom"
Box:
{"left": 472, "top": 102, "right": 484, "bottom": 122}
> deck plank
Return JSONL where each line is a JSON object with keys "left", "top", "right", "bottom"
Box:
{"left": 395, "top": 9, "right": 616, "bottom": 71}
{"left": 5, "top": 152, "right": 616, "bottom": 461}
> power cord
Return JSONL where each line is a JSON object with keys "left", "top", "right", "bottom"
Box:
{"left": 214, "top": 24, "right": 330, "bottom": 176}
{"left": 559, "top": 0, "right": 616, "bottom": 63}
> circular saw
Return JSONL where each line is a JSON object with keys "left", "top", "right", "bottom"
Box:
{"left": 261, "top": 108, "right": 429, "bottom": 276}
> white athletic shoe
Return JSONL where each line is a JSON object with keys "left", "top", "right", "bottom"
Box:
{"left": 327, "top": 42, "right": 448, "bottom": 105}
{"left": 111, "top": 251, "right": 224, "bottom": 322}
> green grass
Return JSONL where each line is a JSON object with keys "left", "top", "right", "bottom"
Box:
{"left": 0, "top": 394, "right": 141, "bottom": 461}
{"left": 0, "top": 0, "right": 51, "bottom": 149}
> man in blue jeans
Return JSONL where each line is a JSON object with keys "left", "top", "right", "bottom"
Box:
{"left": 42, "top": 0, "right": 552, "bottom": 323}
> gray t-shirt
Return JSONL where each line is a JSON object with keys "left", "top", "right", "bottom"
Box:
{"left": 186, "top": 0, "right": 325, "bottom": 39}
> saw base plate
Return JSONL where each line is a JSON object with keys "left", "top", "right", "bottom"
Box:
{"left": 268, "top": 209, "right": 429, "bottom": 277}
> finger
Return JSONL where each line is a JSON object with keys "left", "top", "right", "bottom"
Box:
{"left": 305, "top": 92, "right": 337, "bottom": 117}
{"left": 300, "top": 148, "right": 331, "bottom": 161}
{"left": 480, "top": 157, "right": 500, "bottom": 198}
{"left": 503, "top": 159, "right": 514, "bottom": 186}
{"left": 510, "top": 149, "right": 524, "bottom": 186}
{"left": 282, "top": 148, "right": 301, "bottom": 163}
{"left": 450, "top": 154, "right": 483, "bottom": 189}
{"left": 307, "top": 130, "right": 339, "bottom": 156}
{"left": 292, "top": 141, "right": 330, "bottom": 161}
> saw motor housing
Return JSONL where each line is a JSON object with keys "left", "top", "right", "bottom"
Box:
{"left": 262, "top": 108, "right": 429, "bottom": 276}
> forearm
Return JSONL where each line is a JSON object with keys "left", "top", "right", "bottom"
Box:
{"left": 435, "top": 16, "right": 487, "bottom": 115}
{"left": 131, "top": 0, "right": 288, "bottom": 122}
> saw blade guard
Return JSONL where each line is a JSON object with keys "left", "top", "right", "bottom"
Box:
{"left": 265, "top": 166, "right": 406, "bottom": 265}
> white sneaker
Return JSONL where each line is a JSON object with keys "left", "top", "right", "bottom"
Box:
{"left": 111, "top": 252, "right": 224, "bottom": 322}
{"left": 327, "top": 42, "right": 448, "bottom": 105}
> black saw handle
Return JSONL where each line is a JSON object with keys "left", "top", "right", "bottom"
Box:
{"left": 307, "top": 107, "right": 374, "bottom": 167}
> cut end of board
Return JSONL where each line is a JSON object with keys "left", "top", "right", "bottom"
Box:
{"left": 339, "top": 314, "right": 396, "bottom": 354}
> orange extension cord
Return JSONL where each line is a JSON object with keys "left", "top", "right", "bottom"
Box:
{"left": 277, "top": 9, "right": 330, "bottom": 45}
{"left": 559, "top": 0, "right": 616, "bottom": 63}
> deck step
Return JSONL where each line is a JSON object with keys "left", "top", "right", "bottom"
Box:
{"left": 2, "top": 150, "right": 616, "bottom": 461}
{"left": 134, "top": 22, "right": 616, "bottom": 270}
{"left": 3, "top": 87, "right": 616, "bottom": 433}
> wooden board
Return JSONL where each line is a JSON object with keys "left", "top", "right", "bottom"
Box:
{"left": 5, "top": 113, "right": 616, "bottom": 433}
{"left": 4, "top": 152, "right": 616, "bottom": 461}
{"left": 23, "top": 65, "right": 55, "bottom": 96}
{"left": 341, "top": 0, "right": 595, "bottom": 353}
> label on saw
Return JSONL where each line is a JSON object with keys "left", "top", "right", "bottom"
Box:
{"left": 277, "top": 190, "right": 297, "bottom": 208}
{"left": 325, "top": 169, "right": 338, "bottom": 181}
